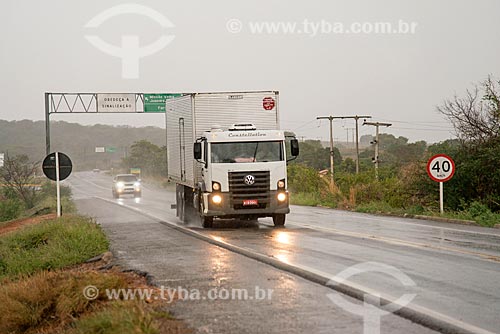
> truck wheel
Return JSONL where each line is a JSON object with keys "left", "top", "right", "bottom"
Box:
{"left": 272, "top": 214, "right": 286, "bottom": 227}
{"left": 202, "top": 216, "right": 213, "bottom": 228}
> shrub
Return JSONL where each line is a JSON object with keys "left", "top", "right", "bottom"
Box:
{"left": 287, "top": 164, "right": 329, "bottom": 194}
{"left": 0, "top": 198, "right": 23, "bottom": 222}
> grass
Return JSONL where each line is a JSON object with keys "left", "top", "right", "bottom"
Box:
{"left": 293, "top": 191, "right": 500, "bottom": 228}
{"left": 290, "top": 192, "right": 322, "bottom": 206}
{"left": 0, "top": 269, "right": 140, "bottom": 334}
{"left": 0, "top": 215, "right": 108, "bottom": 279}
{"left": 65, "top": 302, "right": 163, "bottom": 334}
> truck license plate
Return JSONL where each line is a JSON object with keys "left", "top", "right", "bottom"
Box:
{"left": 243, "top": 199, "right": 258, "bottom": 206}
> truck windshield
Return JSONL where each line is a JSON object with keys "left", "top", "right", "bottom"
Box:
{"left": 211, "top": 141, "right": 283, "bottom": 163}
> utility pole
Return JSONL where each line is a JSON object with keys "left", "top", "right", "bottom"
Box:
{"left": 316, "top": 116, "right": 336, "bottom": 190}
{"left": 363, "top": 121, "right": 392, "bottom": 180}
{"left": 343, "top": 127, "right": 356, "bottom": 146}
{"left": 320, "top": 115, "right": 372, "bottom": 173}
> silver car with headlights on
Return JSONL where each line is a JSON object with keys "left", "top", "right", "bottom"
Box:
{"left": 112, "top": 174, "right": 142, "bottom": 198}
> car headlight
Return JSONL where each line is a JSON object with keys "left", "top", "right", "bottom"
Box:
{"left": 277, "top": 192, "right": 287, "bottom": 202}
{"left": 116, "top": 182, "right": 125, "bottom": 188}
{"left": 277, "top": 179, "right": 285, "bottom": 189}
{"left": 212, "top": 194, "right": 222, "bottom": 204}
{"left": 212, "top": 182, "right": 221, "bottom": 192}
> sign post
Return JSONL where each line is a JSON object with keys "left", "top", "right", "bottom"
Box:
{"left": 42, "top": 152, "right": 73, "bottom": 217}
{"left": 426, "top": 154, "right": 455, "bottom": 214}
{"left": 55, "top": 152, "right": 61, "bottom": 217}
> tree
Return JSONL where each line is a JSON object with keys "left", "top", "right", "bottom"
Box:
{"left": 0, "top": 155, "right": 40, "bottom": 208}
{"left": 436, "top": 76, "right": 500, "bottom": 211}
{"left": 358, "top": 134, "right": 426, "bottom": 170}
{"left": 438, "top": 76, "right": 500, "bottom": 143}
{"left": 121, "top": 140, "right": 167, "bottom": 177}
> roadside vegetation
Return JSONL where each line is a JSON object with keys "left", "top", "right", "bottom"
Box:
{"left": 0, "top": 154, "right": 76, "bottom": 223}
{"left": 0, "top": 216, "right": 108, "bottom": 279}
{"left": 0, "top": 156, "right": 190, "bottom": 334}
{"left": 288, "top": 76, "right": 500, "bottom": 227}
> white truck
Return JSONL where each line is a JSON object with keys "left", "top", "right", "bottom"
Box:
{"left": 166, "top": 91, "right": 299, "bottom": 228}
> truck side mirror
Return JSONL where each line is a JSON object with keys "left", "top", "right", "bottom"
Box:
{"left": 290, "top": 139, "right": 299, "bottom": 157}
{"left": 193, "top": 142, "right": 202, "bottom": 160}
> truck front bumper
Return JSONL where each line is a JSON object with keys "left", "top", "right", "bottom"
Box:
{"left": 203, "top": 190, "right": 290, "bottom": 218}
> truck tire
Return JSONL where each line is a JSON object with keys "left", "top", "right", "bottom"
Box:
{"left": 202, "top": 216, "right": 213, "bottom": 228}
{"left": 272, "top": 214, "right": 286, "bottom": 227}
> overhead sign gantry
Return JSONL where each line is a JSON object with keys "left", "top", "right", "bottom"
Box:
{"left": 44, "top": 92, "right": 181, "bottom": 154}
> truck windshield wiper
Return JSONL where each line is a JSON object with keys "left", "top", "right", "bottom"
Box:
{"left": 252, "top": 142, "right": 259, "bottom": 162}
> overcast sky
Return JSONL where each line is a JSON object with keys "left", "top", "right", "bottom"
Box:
{"left": 1, "top": 0, "right": 499, "bottom": 143}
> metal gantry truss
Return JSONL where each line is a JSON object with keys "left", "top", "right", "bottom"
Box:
{"left": 46, "top": 93, "right": 147, "bottom": 114}
{"left": 44, "top": 92, "right": 159, "bottom": 155}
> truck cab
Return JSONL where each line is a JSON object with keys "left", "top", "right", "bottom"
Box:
{"left": 193, "top": 124, "right": 299, "bottom": 227}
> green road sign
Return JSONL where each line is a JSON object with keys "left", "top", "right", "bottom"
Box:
{"left": 130, "top": 167, "right": 141, "bottom": 175}
{"left": 106, "top": 147, "right": 117, "bottom": 153}
{"left": 144, "top": 94, "right": 182, "bottom": 112}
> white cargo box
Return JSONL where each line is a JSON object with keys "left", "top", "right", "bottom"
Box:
{"left": 166, "top": 91, "right": 280, "bottom": 187}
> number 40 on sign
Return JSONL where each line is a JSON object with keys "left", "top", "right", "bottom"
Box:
{"left": 426, "top": 154, "right": 455, "bottom": 213}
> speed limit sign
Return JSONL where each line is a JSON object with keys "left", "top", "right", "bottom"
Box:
{"left": 427, "top": 154, "right": 455, "bottom": 213}
{"left": 427, "top": 154, "right": 455, "bottom": 182}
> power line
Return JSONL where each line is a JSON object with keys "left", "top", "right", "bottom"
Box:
{"left": 292, "top": 119, "right": 319, "bottom": 131}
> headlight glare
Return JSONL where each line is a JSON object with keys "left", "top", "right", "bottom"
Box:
{"left": 212, "top": 194, "right": 222, "bottom": 204}
{"left": 277, "top": 192, "right": 287, "bottom": 202}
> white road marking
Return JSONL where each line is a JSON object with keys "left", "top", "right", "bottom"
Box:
{"left": 292, "top": 206, "right": 500, "bottom": 237}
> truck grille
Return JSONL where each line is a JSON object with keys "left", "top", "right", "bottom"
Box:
{"left": 229, "top": 171, "right": 270, "bottom": 210}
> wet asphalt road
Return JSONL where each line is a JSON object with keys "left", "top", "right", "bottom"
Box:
{"left": 67, "top": 172, "right": 500, "bottom": 333}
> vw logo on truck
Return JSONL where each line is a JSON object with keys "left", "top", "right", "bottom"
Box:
{"left": 244, "top": 175, "right": 255, "bottom": 185}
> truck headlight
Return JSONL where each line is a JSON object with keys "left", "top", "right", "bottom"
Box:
{"left": 277, "top": 192, "right": 287, "bottom": 202}
{"left": 212, "top": 182, "right": 221, "bottom": 192}
{"left": 277, "top": 179, "right": 285, "bottom": 189}
{"left": 212, "top": 194, "right": 222, "bottom": 204}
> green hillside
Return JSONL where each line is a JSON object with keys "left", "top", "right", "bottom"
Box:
{"left": 0, "top": 120, "right": 166, "bottom": 170}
